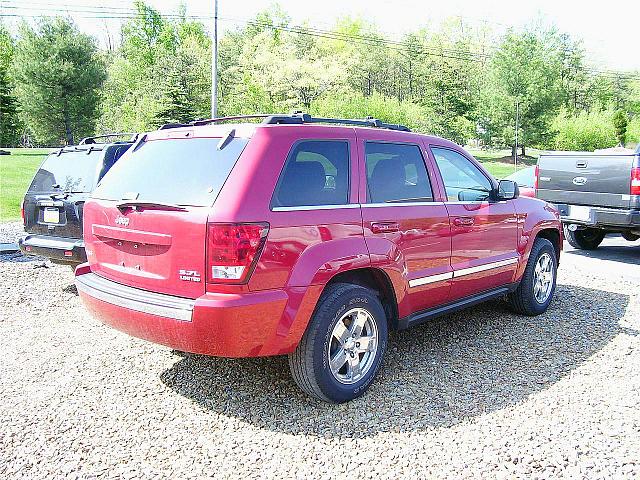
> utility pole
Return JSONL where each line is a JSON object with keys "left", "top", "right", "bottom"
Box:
{"left": 514, "top": 100, "right": 519, "bottom": 172}
{"left": 211, "top": 0, "right": 218, "bottom": 119}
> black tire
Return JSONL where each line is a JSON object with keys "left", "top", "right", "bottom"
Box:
{"left": 563, "top": 225, "right": 605, "bottom": 250}
{"left": 508, "top": 238, "right": 557, "bottom": 316}
{"left": 621, "top": 231, "right": 640, "bottom": 242}
{"left": 288, "top": 283, "right": 388, "bottom": 403}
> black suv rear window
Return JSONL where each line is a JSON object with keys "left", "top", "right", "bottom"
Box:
{"left": 92, "top": 137, "right": 248, "bottom": 206}
{"left": 272, "top": 140, "right": 350, "bottom": 208}
{"left": 28, "top": 150, "right": 103, "bottom": 193}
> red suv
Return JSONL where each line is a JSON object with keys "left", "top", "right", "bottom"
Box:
{"left": 76, "top": 113, "right": 562, "bottom": 403}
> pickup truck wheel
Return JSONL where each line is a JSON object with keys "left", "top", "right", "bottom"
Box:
{"left": 621, "top": 232, "right": 640, "bottom": 242}
{"left": 508, "top": 238, "right": 557, "bottom": 316}
{"left": 288, "top": 283, "right": 388, "bottom": 403}
{"left": 563, "top": 225, "right": 605, "bottom": 250}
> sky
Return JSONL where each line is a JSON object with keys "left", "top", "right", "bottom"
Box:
{"left": 1, "top": 0, "right": 638, "bottom": 71}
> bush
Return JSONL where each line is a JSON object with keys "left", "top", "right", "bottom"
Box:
{"left": 627, "top": 117, "right": 640, "bottom": 148}
{"left": 310, "top": 91, "right": 435, "bottom": 134}
{"left": 552, "top": 109, "right": 617, "bottom": 151}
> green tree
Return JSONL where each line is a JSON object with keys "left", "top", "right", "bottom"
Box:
{"left": 0, "top": 24, "right": 21, "bottom": 147}
{"left": 478, "top": 27, "right": 563, "bottom": 155}
{"left": 99, "top": 1, "right": 210, "bottom": 131}
{"left": 12, "top": 18, "right": 106, "bottom": 145}
{"left": 612, "top": 109, "right": 628, "bottom": 146}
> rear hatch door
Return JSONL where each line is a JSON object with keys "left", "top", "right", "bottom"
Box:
{"left": 24, "top": 148, "right": 106, "bottom": 239}
{"left": 86, "top": 134, "right": 249, "bottom": 299}
{"left": 537, "top": 153, "right": 635, "bottom": 208}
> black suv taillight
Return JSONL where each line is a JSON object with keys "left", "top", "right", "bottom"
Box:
{"left": 206, "top": 223, "right": 269, "bottom": 284}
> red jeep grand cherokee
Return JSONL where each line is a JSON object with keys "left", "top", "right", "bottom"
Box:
{"left": 76, "top": 113, "right": 562, "bottom": 403}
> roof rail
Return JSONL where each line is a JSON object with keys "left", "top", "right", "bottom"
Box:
{"left": 158, "top": 112, "right": 410, "bottom": 132}
{"left": 79, "top": 133, "right": 138, "bottom": 145}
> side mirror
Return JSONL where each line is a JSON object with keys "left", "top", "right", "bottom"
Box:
{"left": 495, "top": 179, "right": 519, "bottom": 200}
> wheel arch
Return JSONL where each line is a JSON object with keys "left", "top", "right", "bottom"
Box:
{"left": 324, "top": 267, "right": 400, "bottom": 330}
{"left": 535, "top": 227, "right": 561, "bottom": 264}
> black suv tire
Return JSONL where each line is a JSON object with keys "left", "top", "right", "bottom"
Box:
{"left": 563, "top": 225, "right": 605, "bottom": 250}
{"left": 288, "top": 283, "right": 388, "bottom": 403}
{"left": 508, "top": 238, "right": 557, "bottom": 316}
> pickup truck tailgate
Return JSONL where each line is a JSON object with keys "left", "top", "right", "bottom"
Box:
{"left": 537, "top": 153, "right": 635, "bottom": 208}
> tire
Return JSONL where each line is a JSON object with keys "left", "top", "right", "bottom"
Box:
{"left": 621, "top": 231, "right": 640, "bottom": 242}
{"left": 563, "top": 225, "right": 605, "bottom": 250}
{"left": 508, "top": 238, "right": 557, "bottom": 316}
{"left": 288, "top": 283, "right": 388, "bottom": 403}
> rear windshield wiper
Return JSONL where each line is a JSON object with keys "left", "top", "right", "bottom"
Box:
{"left": 116, "top": 200, "right": 187, "bottom": 212}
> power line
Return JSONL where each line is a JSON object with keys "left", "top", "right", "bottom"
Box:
{"left": 1, "top": 0, "right": 639, "bottom": 80}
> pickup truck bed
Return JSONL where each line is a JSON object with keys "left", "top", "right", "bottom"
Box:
{"left": 536, "top": 147, "right": 640, "bottom": 249}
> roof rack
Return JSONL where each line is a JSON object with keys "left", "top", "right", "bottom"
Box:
{"left": 79, "top": 133, "right": 138, "bottom": 145}
{"left": 159, "top": 112, "right": 410, "bottom": 132}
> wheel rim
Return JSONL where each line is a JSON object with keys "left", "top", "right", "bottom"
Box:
{"left": 327, "top": 308, "right": 379, "bottom": 385}
{"left": 533, "top": 252, "right": 554, "bottom": 304}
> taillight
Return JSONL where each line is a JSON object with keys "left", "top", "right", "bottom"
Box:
{"left": 206, "top": 223, "right": 269, "bottom": 284}
{"left": 631, "top": 167, "right": 640, "bottom": 196}
{"left": 534, "top": 164, "right": 539, "bottom": 192}
{"left": 20, "top": 199, "right": 25, "bottom": 225}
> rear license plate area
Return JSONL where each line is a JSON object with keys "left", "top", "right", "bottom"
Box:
{"left": 568, "top": 205, "right": 591, "bottom": 222}
{"left": 43, "top": 207, "right": 60, "bottom": 224}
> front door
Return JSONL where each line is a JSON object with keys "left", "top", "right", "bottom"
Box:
{"left": 359, "top": 135, "right": 452, "bottom": 316}
{"left": 430, "top": 146, "right": 518, "bottom": 301}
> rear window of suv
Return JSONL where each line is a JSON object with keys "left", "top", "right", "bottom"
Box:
{"left": 28, "top": 150, "right": 103, "bottom": 193}
{"left": 92, "top": 137, "right": 248, "bottom": 207}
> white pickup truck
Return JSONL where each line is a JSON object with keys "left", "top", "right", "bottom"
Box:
{"left": 536, "top": 146, "right": 640, "bottom": 249}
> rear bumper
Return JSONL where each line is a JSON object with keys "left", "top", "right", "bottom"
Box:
{"left": 75, "top": 269, "right": 291, "bottom": 357}
{"left": 19, "top": 234, "right": 86, "bottom": 265}
{"left": 554, "top": 204, "right": 640, "bottom": 229}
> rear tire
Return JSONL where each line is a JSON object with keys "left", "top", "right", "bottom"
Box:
{"left": 621, "top": 231, "right": 640, "bottom": 242}
{"left": 563, "top": 225, "right": 605, "bottom": 250}
{"left": 508, "top": 238, "right": 557, "bottom": 316}
{"left": 288, "top": 283, "right": 388, "bottom": 403}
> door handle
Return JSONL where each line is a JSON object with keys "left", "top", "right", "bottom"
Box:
{"left": 371, "top": 222, "right": 400, "bottom": 233}
{"left": 453, "top": 216, "right": 475, "bottom": 227}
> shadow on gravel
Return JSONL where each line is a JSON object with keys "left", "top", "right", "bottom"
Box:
{"left": 0, "top": 252, "right": 45, "bottom": 264}
{"left": 161, "top": 284, "right": 629, "bottom": 438}
{"left": 565, "top": 243, "right": 640, "bottom": 266}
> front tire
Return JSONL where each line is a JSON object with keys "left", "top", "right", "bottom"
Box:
{"left": 563, "top": 225, "right": 605, "bottom": 250}
{"left": 288, "top": 283, "right": 388, "bottom": 403}
{"left": 508, "top": 238, "right": 557, "bottom": 316}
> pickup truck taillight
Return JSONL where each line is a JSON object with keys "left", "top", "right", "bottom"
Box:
{"left": 631, "top": 167, "right": 640, "bottom": 196}
{"left": 20, "top": 199, "right": 25, "bottom": 225}
{"left": 206, "top": 223, "right": 269, "bottom": 284}
{"left": 534, "top": 164, "right": 539, "bottom": 192}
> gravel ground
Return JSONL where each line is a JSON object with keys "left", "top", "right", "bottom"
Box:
{"left": 1, "top": 221, "right": 639, "bottom": 479}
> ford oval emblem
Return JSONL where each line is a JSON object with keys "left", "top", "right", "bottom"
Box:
{"left": 572, "top": 176, "right": 588, "bottom": 186}
{"left": 115, "top": 216, "right": 130, "bottom": 226}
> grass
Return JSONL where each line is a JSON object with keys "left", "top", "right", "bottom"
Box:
{"left": 466, "top": 147, "right": 541, "bottom": 179}
{"left": 0, "top": 148, "right": 51, "bottom": 221}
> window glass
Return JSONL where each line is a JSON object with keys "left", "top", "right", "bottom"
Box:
{"left": 432, "top": 147, "right": 492, "bottom": 202}
{"left": 29, "top": 150, "right": 103, "bottom": 193}
{"left": 272, "top": 140, "right": 350, "bottom": 207}
{"left": 93, "top": 137, "right": 248, "bottom": 206}
{"left": 365, "top": 142, "right": 433, "bottom": 203}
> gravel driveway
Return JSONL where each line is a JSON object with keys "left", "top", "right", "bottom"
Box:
{"left": 1, "top": 221, "right": 639, "bottom": 479}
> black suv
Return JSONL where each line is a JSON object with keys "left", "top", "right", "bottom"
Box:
{"left": 19, "top": 134, "right": 137, "bottom": 266}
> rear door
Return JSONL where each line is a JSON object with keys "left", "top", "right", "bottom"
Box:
{"left": 24, "top": 149, "right": 106, "bottom": 239}
{"left": 430, "top": 146, "right": 518, "bottom": 301}
{"left": 359, "top": 134, "right": 452, "bottom": 314}
{"left": 86, "top": 133, "right": 249, "bottom": 299}
{"left": 537, "top": 153, "right": 635, "bottom": 208}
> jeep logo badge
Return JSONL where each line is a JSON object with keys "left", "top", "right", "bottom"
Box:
{"left": 572, "top": 176, "right": 587, "bottom": 186}
{"left": 115, "top": 216, "right": 130, "bottom": 226}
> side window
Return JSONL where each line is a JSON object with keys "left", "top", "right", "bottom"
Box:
{"left": 272, "top": 140, "right": 350, "bottom": 208}
{"left": 432, "top": 147, "right": 492, "bottom": 202}
{"left": 365, "top": 142, "right": 433, "bottom": 203}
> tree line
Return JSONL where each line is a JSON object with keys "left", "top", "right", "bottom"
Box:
{"left": 1, "top": 2, "right": 639, "bottom": 152}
